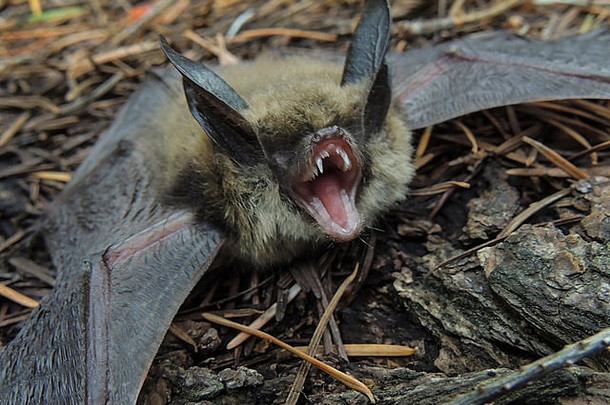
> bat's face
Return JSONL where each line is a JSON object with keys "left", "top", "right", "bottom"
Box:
{"left": 234, "top": 58, "right": 410, "bottom": 245}
{"left": 241, "top": 63, "right": 369, "bottom": 242}
{"left": 160, "top": 0, "right": 413, "bottom": 265}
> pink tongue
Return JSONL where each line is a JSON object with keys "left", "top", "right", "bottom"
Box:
{"left": 311, "top": 175, "right": 348, "bottom": 229}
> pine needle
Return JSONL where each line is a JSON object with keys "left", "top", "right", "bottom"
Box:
{"left": 522, "top": 136, "right": 589, "bottom": 180}
{"left": 30, "top": 171, "right": 72, "bottom": 182}
{"left": 203, "top": 312, "right": 376, "bottom": 403}
{"left": 294, "top": 344, "right": 417, "bottom": 357}
{"left": 285, "top": 264, "right": 360, "bottom": 405}
{"left": 0, "top": 284, "right": 39, "bottom": 308}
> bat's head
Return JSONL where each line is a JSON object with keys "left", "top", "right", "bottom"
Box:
{"left": 161, "top": 0, "right": 413, "bottom": 265}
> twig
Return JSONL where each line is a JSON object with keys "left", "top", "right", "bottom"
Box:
{"left": 570, "top": 139, "right": 610, "bottom": 162}
{"left": 415, "top": 126, "right": 434, "bottom": 159}
{"left": 58, "top": 71, "right": 125, "bottom": 115}
{"left": 285, "top": 264, "right": 359, "bottom": 405}
{"left": 517, "top": 106, "right": 610, "bottom": 138}
{"left": 533, "top": 0, "right": 610, "bottom": 5}
{"left": 110, "top": 0, "right": 174, "bottom": 46}
{"left": 506, "top": 166, "right": 610, "bottom": 177}
{"left": 27, "top": 0, "right": 42, "bottom": 18}
{"left": 545, "top": 119, "right": 597, "bottom": 164}
{"left": 426, "top": 235, "right": 508, "bottom": 277}
{"left": 30, "top": 171, "right": 72, "bottom": 182}
{"left": 68, "top": 41, "right": 158, "bottom": 78}
{"left": 0, "top": 284, "right": 39, "bottom": 309}
{"left": 427, "top": 214, "right": 585, "bottom": 276}
{"left": 226, "top": 8, "right": 256, "bottom": 38}
{"left": 447, "top": 328, "right": 610, "bottom": 405}
{"left": 229, "top": 28, "right": 337, "bottom": 43}
{"left": 8, "top": 257, "right": 56, "bottom": 287}
{"left": 522, "top": 136, "right": 589, "bottom": 180}
{"left": 226, "top": 283, "right": 301, "bottom": 349}
{"left": 169, "top": 324, "right": 198, "bottom": 352}
{"left": 294, "top": 344, "right": 416, "bottom": 357}
{"left": 0, "top": 161, "right": 56, "bottom": 179}
{"left": 429, "top": 153, "right": 486, "bottom": 219}
{"left": 0, "top": 313, "right": 32, "bottom": 328}
{"left": 179, "top": 276, "right": 274, "bottom": 317}
{"left": 409, "top": 181, "right": 470, "bottom": 196}
{"left": 182, "top": 31, "right": 239, "bottom": 65}
{"left": 532, "top": 101, "right": 610, "bottom": 126}
{"left": 0, "top": 230, "right": 26, "bottom": 254}
{"left": 0, "top": 96, "right": 59, "bottom": 113}
{"left": 0, "top": 112, "right": 30, "bottom": 149}
{"left": 497, "top": 187, "right": 572, "bottom": 238}
{"left": 399, "top": 0, "right": 524, "bottom": 35}
{"left": 414, "top": 153, "right": 435, "bottom": 170}
{"left": 455, "top": 121, "right": 478, "bottom": 153}
{"left": 493, "top": 125, "right": 541, "bottom": 156}
{"left": 3, "top": 24, "right": 91, "bottom": 40}
{"left": 571, "top": 99, "right": 610, "bottom": 122}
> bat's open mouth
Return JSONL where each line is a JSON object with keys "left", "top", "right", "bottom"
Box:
{"left": 292, "top": 134, "right": 362, "bottom": 241}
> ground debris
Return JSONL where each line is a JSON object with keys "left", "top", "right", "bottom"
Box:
{"left": 479, "top": 179, "right": 610, "bottom": 365}
{"left": 219, "top": 366, "right": 264, "bottom": 390}
{"left": 461, "top": 163, "right": 521, "bottom": 241}
{"left": 1, "top": 1, "right": 609, "bottom": 404}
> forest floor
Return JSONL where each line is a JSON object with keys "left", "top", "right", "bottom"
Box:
{"left": 1, "top": 1, "right": 609, "bottom": 404}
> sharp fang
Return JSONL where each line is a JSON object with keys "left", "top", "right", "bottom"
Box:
{"left": 310, "top": 168, "right": 317, "bottom": 180}
{"left": 336, "top": 146, "right": 351, "bottom": 171}
{"left": 316, "top": 157, "right": 324, "bottom": 174}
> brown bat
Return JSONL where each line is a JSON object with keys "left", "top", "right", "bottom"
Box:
{"left": 1, "top": 0, "right": 609, "bottom": 403}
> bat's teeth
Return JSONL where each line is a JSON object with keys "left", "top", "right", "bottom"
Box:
{"left": 336, "top": 146, "right": 351, "bottom": 171}
{"left": 308, "top": 164, "right": 319, "bottom": 180}
{"left": 316, "top": 157, "right": 324, "bottom": 175}
{"left": 321, "top": 150, "right": 330, "bottom": 159}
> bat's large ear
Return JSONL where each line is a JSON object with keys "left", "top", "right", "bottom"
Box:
{"left": 341, "top": 0, "right": 392, "bottom": 137}
{"left": 159, "top": 36, "right": 262, "bottom": 166}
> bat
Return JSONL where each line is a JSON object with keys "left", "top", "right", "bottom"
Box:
{"left": 1, "top": 0, "right": 609, "bottom": 403}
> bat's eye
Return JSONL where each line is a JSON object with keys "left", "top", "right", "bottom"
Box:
{"left": 290, "top": 131, "right": 362, "bottom": 241}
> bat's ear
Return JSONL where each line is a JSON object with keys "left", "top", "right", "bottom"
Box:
{"left": 159, "top": 36, "right": 263, "bottom": 166}
{"left": 341, "top": 0, "right": 392, "bottom": 136}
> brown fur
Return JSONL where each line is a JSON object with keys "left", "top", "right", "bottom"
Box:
{"left": 158, "top": 55, "right": 414, "bottom": 266}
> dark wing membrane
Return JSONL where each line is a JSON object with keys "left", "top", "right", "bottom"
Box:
{"left": 390, "top": 30, "right": 610, "bottom": 130}
{"left": 0, "top": 70, "right": 223, "bottom": 404}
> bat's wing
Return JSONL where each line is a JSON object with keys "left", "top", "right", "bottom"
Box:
{"left": 0, "top": 70, "right": 223, "bottom": 404}
{"left": 390, "top": 30, "right": 610, "bottom": 130}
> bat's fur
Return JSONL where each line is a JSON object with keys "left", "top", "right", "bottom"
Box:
{"left": 160, "top": 55, "right": 414, "bottom": 267}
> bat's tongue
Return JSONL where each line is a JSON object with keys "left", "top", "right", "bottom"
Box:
{"left": 292, "top": 138, "right": 361, "bottom": 241}
{"left": 310, "top": 173, "right": 358, "bottom": 236}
